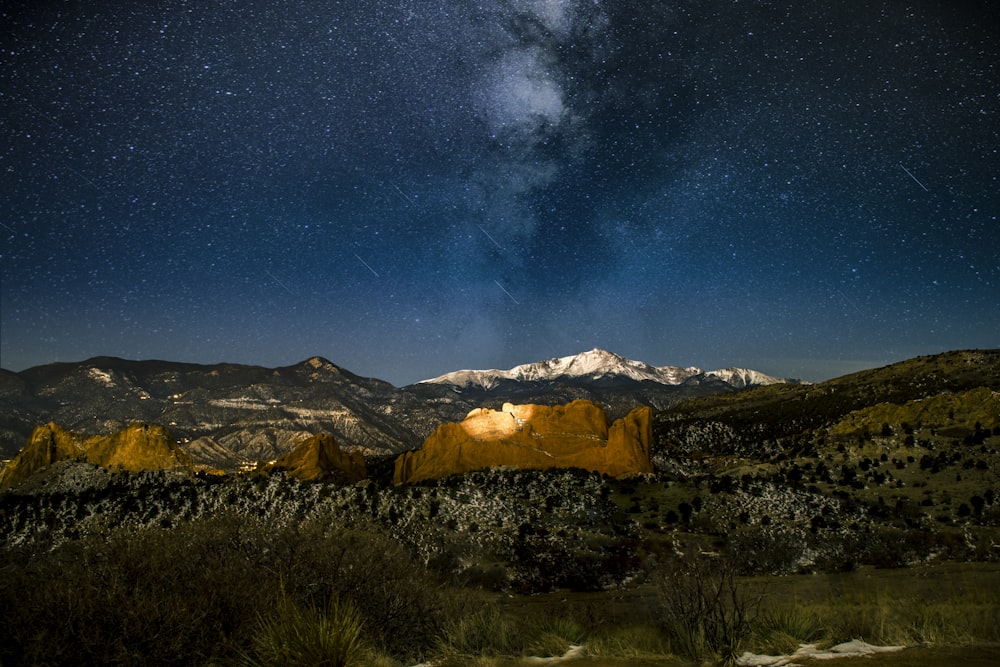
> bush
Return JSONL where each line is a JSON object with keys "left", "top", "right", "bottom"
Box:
{"left": 656, "top": 555, "right": 764, "bottom": 665}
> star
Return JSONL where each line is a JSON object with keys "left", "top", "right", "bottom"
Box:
{"left": 0, "top": 1, "right": 997, "bottom": 384}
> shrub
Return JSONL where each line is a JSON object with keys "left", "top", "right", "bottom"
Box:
{"left": 0, "top": 513, "right": 446, "bottom": 665}
{"left": 656, "top": 555, "right": 764, "bottom": 665}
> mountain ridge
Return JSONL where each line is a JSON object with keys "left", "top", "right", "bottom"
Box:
{"left": 418, "top": 348, "right": 793, "bottom": 389}
{"left": 0, "top": 354, "right": 443, "bottom": 465}
{"left": 13, "top": 348, "right": 966, "bottom": 479}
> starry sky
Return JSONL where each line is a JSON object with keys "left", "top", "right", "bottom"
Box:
{"left": 2, "top": 1, "right": 998, "bottom": 386}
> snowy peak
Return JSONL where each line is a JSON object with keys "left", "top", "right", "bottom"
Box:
{"left": 704, "top": 368, "right": 788, "bottom": 388}
{"left": 419, "top": 349, "right": 792, "bottom": 390}
{"left": 420, "top": 349, "right": 669, "bottom": 387}
{"left": 505, "top": 349, "right": 672, "bottom": 384}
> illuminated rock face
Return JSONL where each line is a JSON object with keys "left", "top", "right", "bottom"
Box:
{"left": 85, "top": 423, "right": 193, "bottom": 472}
{"left": 393, "top": 400, "right": 652, "bottom": 484}
{"left": 265, "top": 433, "right": 367, "bottom": 483}
{"left": 0, "top": 422, "right": 192, "bottom": 490}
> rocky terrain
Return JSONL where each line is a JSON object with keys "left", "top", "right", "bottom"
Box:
{"left": 0, "top": 349, "right": 788, "bottom": 469}
{"left": 261, "top": 433, "right": 367, "bottom": 483}
{"left": 0, "top": 348, "right": 997, "bottom": 592}
{"left": 0, "top": 356, "right": 445, "bottom": 466}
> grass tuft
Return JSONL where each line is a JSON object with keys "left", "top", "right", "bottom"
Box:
{"left": 753, "top": 607, "right": 825, "bottom": 655}
{"left": 434, "top": 606, "right": 523, "bottom": 658}
{"left": 243, "top": 595, "right": 365, "bottom": 667}
{"left": 587, "top": 624, "right": 674, "bottom": 659}
{"left": 524, "top": 616, "right": 585, "bottom": 657}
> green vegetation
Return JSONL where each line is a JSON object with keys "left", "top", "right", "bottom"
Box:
{"left": 243, "top": 596, "right": 366, "bottom": 667}
{"left": 744, "top": 562, "right": 1000, "bottom": 657}
{"left": 1, "top": 510, "right": 998, "bottom": 666}
{"left": 0, "top": 514, "right": 442, "bottom": 666}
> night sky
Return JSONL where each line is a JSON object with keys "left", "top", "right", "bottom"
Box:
{"left": 2, "top": 1, "right": 998, "bottom": 386}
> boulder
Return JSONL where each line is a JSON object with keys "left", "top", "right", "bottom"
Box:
{"left": 393, "top": 400, "right": 652, "bottom": 484}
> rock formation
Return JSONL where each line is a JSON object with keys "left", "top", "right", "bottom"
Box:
{"left": 264, "top": 433, "right": 367, "bottom": 483}
{"left": 85, "top": 423, "right": 193, "bottom": 472}
{"left": 0, "top": 422, "right": 192, "bottom": 491}
{"left": 393, "top": 400, "right": 652, "bottom": 484}
{"left": 0, "top": 423, "right": 85, "bottom": 490}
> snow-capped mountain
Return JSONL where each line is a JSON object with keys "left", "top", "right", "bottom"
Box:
{"left": 703, "top": 367, "right": 789, "bottom": 389}
{"left": 419, "top": 348, "right": 789, "bottom": 390}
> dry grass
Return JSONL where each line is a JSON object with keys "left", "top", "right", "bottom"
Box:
{"left": 2, "top": 513, "right": 997, "bottom": 667}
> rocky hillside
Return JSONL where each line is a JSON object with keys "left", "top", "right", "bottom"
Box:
{"left": 653, "top": 349, "right": 1000, "bottom": 460}
{"left": 1, "top": 348, "right": 996, "bottom": 590}
{"left": 0, "top": 356, "right": 446, "bottom": 466}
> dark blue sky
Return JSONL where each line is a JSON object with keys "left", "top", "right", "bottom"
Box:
{"left": 2, "top": 1, "right": 998, "bottom": 385}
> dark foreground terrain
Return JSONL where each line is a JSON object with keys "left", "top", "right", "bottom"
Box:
{"left": 2, "top": 507, "right": 998, "bottom": 666}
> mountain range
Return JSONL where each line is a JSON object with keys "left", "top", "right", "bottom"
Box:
{"left": 0, "top": 349, "right": 794, "bottom": 469}
{"left": 419, "top": 348, "right": 789, "bottom": 389}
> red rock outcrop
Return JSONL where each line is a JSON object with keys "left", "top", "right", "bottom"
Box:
{"left": 264, "top": 433, "right": 367, "bottom": 483}
{"left": 393, "top": 400, "right": 652, "bottom": 484}
{"left": 0, "top": 422, "right": 192, "bottom": 491}
{"left": 85, "top": 423, "right": 193, "bottom": 472}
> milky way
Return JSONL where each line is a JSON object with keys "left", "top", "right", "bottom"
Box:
{"left": 2, "top": 1, "right": 998, "bottom": 385}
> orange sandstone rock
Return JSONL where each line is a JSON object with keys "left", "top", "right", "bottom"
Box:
{"left": 0, "top": 422, "right": 86, "bottom": 490}
{"left": 393, "top": 400, "right": 652, "bottom": 484}
{"left": 84, "top": 422, "right": 192, "bottom": 472}
{"left": 0, "top": 422, "right": 192, "bottom": 491}
{"left": 265, "top": 433, "right": 367, "bottom": 483}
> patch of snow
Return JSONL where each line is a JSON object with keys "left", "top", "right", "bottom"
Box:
{"left": 209, "top": 398, "right": 271, "bottom": 410}
{"left": 419, "top": 349, "right": 800, "bottom": 389}
{"left": 523, "top": 644, "right": 586, "bottom": 664}
{"left": 705, "top": 367, "right": 787, "bottom": 388}
{"left": 737, "top": 640, "right": 906, "bottom": 666}
{"left": 87, "top": 368, "right": 115, "bottom": 386}
{"left": 288, "top": 406, "right": 346, "bottom": 419}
